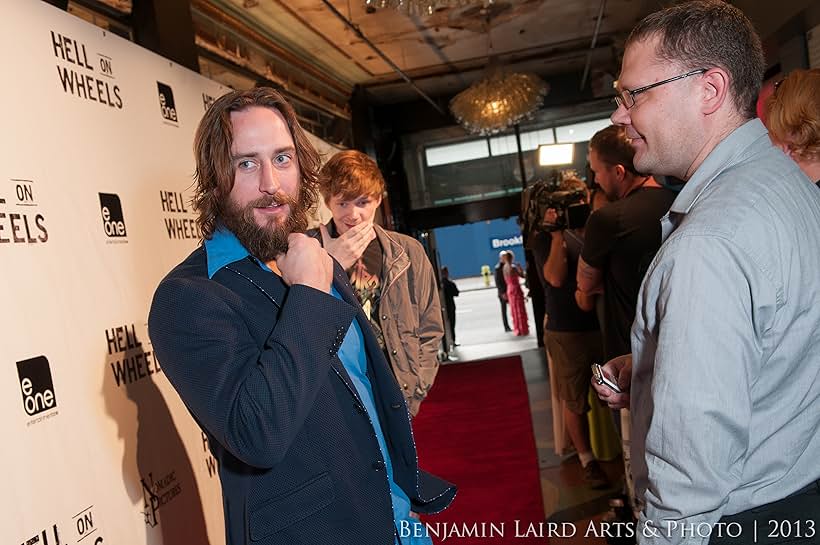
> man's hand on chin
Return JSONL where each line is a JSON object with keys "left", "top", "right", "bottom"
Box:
{"left": 276, "top": 233, "right": 333, "bottom": 293}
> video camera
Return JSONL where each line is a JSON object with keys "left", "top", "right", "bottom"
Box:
{"left": 540, "top": 188, "right": 590, "bottom": 232}
{"left": 520, "top": 170, "right": 592, "bottom": 242}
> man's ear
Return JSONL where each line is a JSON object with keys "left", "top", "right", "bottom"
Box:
{"left": 614, "top": 164, "right": 626, "bottom": 183}
{"left": 782, "top": 145, "right": 795, "bottom": 158}
{"left": 700, "top": 68, "right": 730, "bottom": 115}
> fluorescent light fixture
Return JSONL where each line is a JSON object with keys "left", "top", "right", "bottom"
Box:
{"left": 538, "top": 143, "right": 574, "bottom": 166}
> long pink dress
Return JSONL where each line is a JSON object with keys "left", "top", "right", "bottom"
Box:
{"left": 504, "top": 264, "right": 529, "bottom": 336}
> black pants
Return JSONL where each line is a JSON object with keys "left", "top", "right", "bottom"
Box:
{"left": 446, "top": 303, "right": 456, "bottom": 343}
{"left": 711, "top": 480, "right": 820, "bottom": 544}
{"left": 499, "top": 298, "right": 510, "bottom": 330}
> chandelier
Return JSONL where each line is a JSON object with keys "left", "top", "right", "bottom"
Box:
{"left": 449, "top": 71, "right": 549, "bottom": 135}
{"left": 364, "top": 0, "right": 488, "bottom": 17}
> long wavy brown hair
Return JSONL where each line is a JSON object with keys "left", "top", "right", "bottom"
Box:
{"left": 192, "top": 87, "right": 321, "bottom": 238}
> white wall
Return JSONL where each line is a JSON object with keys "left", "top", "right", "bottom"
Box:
{"left": 0, "top": 2, "right": 335, "bottom": 543}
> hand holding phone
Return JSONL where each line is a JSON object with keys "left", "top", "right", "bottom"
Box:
{"left": 592, "top": 363, "right": 621, "bottom": 393}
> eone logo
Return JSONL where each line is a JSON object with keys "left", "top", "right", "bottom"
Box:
{"left": 99, "top": 193, "right": 127, "bottom": 238}
{"left": 16, "top": 356, "right": 57, "bottom": 416}
{"left": 157, "top": 81, "right": 178, "bottom": 123}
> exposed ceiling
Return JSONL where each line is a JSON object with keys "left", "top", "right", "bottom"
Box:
{"left": 72, "top": 0, "right": 819, "bottom": 141}
{"left": 196, "top": 0, "right": 654, "bottom": 103}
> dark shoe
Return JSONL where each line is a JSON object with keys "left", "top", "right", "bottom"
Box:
{"left": 601, "top": 496, "right": 636, "bottom": 544}
{"left": 504, "top": 327, "right": 512, "bottom": 332}
{"left": 583, "top": 460, "right": 611, "bottom": 490}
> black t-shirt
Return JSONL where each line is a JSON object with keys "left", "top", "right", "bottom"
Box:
{"left": 581, "top": 186, "right": 677, "bottom": 359}
{"left": 530, "top": 230, "right": 599, "bottom": 333}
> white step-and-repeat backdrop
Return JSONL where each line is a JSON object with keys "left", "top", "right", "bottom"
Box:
{"left": 1, "top": 2, "right": 338, "bottom": 543}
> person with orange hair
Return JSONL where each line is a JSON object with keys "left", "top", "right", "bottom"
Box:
{"left": 314, "top": 150, "right": 444, "bottom": 417}
{"left": 765, "top": 68, "right": 820, "bottom": 187}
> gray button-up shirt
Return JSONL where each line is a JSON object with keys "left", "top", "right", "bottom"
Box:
{"left": 631, "top": 119, "right": 820, "bottom": 543}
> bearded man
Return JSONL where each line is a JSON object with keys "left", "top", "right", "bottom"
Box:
{"left": 148, "top": 88, "right": 454, "bottom": 545}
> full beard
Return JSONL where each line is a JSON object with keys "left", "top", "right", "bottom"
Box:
{"left": 221, "top": 190, "right": 311, "bottom": 262}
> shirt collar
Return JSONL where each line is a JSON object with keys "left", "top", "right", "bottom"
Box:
{"left": 204, "top": 226, "right": 270, "bottom": 278}
{"left": 669, "top": 118, "right": 768, "bottom": 216}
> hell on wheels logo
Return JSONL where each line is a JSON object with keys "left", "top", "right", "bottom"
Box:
{"left": 51, "top": 30, "right": 123, "bottom": 109}
{"left": 16, "top": 355, "right": 59, "bottom": 425}
{"left": 73, "top": 505, "right": 105, "bottom": 544}
{"left": 159, "top": 190, "right": 201, "bottom": 240}
{"left": 1, "top": 178, "right": 49, "bottom": 245}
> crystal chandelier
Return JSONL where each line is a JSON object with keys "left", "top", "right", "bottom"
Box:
{"left": 449, "top": 71, "right": 549, "bottom": 135}
{"left": 364, "top": 0, "right": 488, "bottom": 17}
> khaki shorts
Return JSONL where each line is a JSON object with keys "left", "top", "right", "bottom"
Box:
{"left": 544, "top": 329, "right": 603, "bottom": 415}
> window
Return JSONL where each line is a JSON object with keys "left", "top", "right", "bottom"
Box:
{"left": 425, "top": 140, "right": 489, "bottom": 167}
{"left": 489, "top": 129, "right": 554, "bottom": 156}
{"left": 555, "top": 118, "right": 611, "bottom": 143}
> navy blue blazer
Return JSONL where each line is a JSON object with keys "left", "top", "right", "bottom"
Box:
{"left": 148, "top": 247, "right": 455, "bottom": 545}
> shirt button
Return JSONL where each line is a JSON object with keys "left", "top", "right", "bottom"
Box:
{"left": 391, "top": 349, "right": 398, "bottom": 355}
{"left": 382, "top": 315, "right": 388, "bottom": 320}
{"left": 372, "top": 460, "right": 385, "bottom": 471}
{"left": 402, "top": 383, "right": 409, "bottom": 390}
{"left": 390, "top": 403, "right": 402, "bottom": 410}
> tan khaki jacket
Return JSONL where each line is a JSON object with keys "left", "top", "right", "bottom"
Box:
{"left": 372, "top": 225, "right": 444, "bottom": 416}
{"left": 311, "top": 222, "right": 444, "bottom": 415}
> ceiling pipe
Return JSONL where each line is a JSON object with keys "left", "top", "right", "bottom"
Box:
{"left": 320, "top": 0, "right": 446, "bottom": 116}
{"left": 579, "top": 0, "right": 607, "bottom": 91}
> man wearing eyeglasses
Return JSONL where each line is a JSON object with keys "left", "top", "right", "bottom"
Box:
{"left": 592, "top": 1, "right": 820, "bottom": 543}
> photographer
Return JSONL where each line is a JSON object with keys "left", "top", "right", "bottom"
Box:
{"left": 531, "top": 177, "right": 610, "bottom": 489}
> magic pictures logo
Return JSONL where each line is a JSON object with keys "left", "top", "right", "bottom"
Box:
{"left": 141, "top": 470, "right": 182, "bottom": 527}
{"left": 99, "top": 192, "right": 127, "bottom": 242}
{"left": 157, "top": 82, "right": 178, "bottom": 125}
{"left": 16, "top": 355, "right": 59, "bottom": 424}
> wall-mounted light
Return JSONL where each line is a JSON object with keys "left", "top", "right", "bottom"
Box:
{"left": 538, "top": 143, "right": 574, "bottom": 166}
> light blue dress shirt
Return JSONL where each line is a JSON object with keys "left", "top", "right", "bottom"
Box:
{"left": 204, "top": 227, "right": 430, "bottom": 545}
{"left": 631, "top": 119, "right": 820, "bottom": 544}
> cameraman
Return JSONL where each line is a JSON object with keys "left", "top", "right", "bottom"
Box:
{"left": 576, "top": 126, "right": 676, "bottom": 361}
{"left": 532, "top": 177, "right": 610, "bottom": 489}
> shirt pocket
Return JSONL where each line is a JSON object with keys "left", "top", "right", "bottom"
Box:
{"left": 249, "top": 472, "right": 335, "bottom": 540}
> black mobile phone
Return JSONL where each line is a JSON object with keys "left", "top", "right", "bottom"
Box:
{"left": 591, "top": 363, "right": 621, "bottom": 393}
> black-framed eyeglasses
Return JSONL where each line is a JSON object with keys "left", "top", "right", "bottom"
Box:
{"left": 613, "top": 68, "right": 707, "bottom": 109}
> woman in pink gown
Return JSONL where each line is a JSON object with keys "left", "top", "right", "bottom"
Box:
{"left": 502, "top": 251, "right": 529, "bottom": 336}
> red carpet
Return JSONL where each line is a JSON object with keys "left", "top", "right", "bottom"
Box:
{"left": 413, "top": 356, "right": 548, "bottom": 544}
